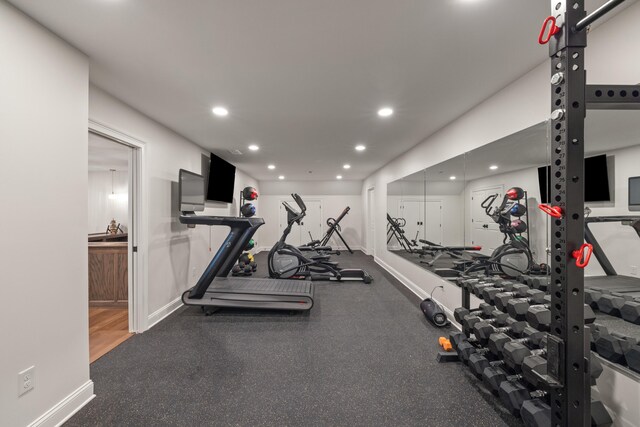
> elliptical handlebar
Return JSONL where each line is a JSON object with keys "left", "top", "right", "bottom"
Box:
{"left": 291, "top": 193, "right": 307, "bottom": 212}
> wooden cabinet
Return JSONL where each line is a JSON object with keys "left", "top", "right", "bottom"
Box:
{"left": 89, "top": 242, "right": 128, "bottom": 305}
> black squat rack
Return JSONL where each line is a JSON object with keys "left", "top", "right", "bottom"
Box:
{"left": 537, "top": 1, "right": 639, "bottom": 425}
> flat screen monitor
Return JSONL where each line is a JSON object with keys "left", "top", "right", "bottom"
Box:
{"left": 179, "top": 169, "right": 205, "bottom": 212}
{"left": 207, "top": 153, "right": 236, "bottom": 203}
{"left": 630, "top": 176, "right": 640, "bottom": 211}
{"left": 538, "top": 154, "right": 611, "bottom": 203}
{"left": 584, "top": 154, "right": 610, "bottom": 202}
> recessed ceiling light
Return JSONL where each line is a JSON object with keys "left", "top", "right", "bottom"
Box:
{"left": 248, "top": 144, "right": 259, "bottom": 151}
{"left": 278, "top": 175, "right": 285, "bottom": 180}
{"left": 268, "top": 164, "right": 276, "bottom": 170}
{"left": 449, "top": 176, "right": 456, "bottom": 180}
{"left": 336, "top": 175, "right": 343, "bottom": 180}
{"left": 355, "top": 144, "right": 366, "bottom": 151}
{"left": 212, "top": 106, "right": 229, "bottom": 117}
{"left": 489, "top": 165, "right": 498, "bottom": 170}
{"left": 377, "top": 107, "right": 393, "bottom": 117}
{"left": 343, "top": 164, "right": 351, "bottom": 169}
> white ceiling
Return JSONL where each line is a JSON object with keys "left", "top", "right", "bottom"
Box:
{"left": 392, "top": 109, "right": 640, "bottom": 191}
{"left": 10, "top": 0, "right": 633, "bottom": 181}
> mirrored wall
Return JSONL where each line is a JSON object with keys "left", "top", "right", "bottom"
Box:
{"left": 387, "top": 121, "right": 551, "bottom": 279}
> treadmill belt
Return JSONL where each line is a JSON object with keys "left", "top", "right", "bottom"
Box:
{"left": 208, "top": 277, "right": 312, "bottom": 296}
{"left": 585, "top": 275, "right": 640, "bottom": 291}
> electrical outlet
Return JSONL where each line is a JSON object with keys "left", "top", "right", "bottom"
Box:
{"left": 631, "top": 266, "right": 638, "bottom": 276}
{"left": 18, "top": 366, "right": 35, "bottom": 396}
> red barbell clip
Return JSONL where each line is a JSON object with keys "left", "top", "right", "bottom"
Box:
{"left": 539, "top": 16, "right": 560, "bottom": 45}
{"left": 538, "top": 204, "right": 564, "bottom": 218}
{"left": 572, "top": 243, "right": 593, "bottom": 268}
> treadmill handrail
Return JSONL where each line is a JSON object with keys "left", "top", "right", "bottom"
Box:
{"left": 180, "top": 213, "right": 265, "bottom": 227}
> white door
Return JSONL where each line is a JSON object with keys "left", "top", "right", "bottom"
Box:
{"left": 471, "top": 186, "right": 504, "bottom": 255}
{"left": 425, "top": 200, "right": 443, "bottom": 245}
{"left": 279, "top": 198, "right": 322, "bottom": 246}
{"left": 367, "top": 187, "right": 375, "bottom": 255}
{"left": 400, "top": 199, "right": 424, "bottom": 244}
{"left": 299, "top": 200, "right": 323, "bottom": 245}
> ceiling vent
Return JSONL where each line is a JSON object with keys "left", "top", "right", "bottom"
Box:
{"left": 228, "top": 149, "right": 243, "bottom": 155}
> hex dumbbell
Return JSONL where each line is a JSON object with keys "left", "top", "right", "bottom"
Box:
{"left": 473, "top": 318, "right": 528, "bottom": 346}
{"left": 526, "top": 303, "right": 595, "bottom": 331}
{"left": 506, "top": 292, "right": 549, "bottom": 321}
{"left": 482, "top": 283, "right": 530, "bottom": 305}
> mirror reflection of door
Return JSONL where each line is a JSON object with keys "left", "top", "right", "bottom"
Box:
{"left": 425, "top": 200, "right": 442, "bottom": 245}
{"left": 471, "top": 185, "right": 504, "bottom": 255}
{"left": 399, "top": 199, "right": 423, "bottom": 243}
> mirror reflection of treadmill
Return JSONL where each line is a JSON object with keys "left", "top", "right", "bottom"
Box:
{"left": 585, "top": 216, "right": 640, "bottom": 293}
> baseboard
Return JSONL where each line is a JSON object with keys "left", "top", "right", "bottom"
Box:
{"left": 28, "top": 380, "right": 94, "bottom": 427}
{"left": 147, "top": 296, "right": 183, "bottom": 329}
{"left": 255, "top": 245, "right": 362, "bottom": 254}
{"left": 374, "top": 256, "right": 456, "bottom": 323}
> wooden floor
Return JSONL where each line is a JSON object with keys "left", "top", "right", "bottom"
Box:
{"left": 89, "top": 306, "right": 133, "bottom": 363}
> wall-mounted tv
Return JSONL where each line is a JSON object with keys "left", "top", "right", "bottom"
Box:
{"left": 207, "top": 153, "right": 236, "bottom": 203}
{"left": 538, "top": 154, "right": 611, "bottom": 203}
{"left": 179, "top": 169, "right": 205, "bottom": 212}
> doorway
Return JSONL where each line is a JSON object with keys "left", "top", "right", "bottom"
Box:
{"left": 367, "top": 187, "right": 375, "bottom": 256}
{"left": 471, "top": 185, "right": 504, "bottom": 256}
{"left": 88, "top": 130, "right": 139, "bottom": 362}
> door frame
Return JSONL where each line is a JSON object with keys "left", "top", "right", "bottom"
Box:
{"left": 425, "top": 199, "right": 444, "bottom": 245}
{"left": 89, "top": 120, "right": 148, "bottom": 333}
{"left": 470, "top": 184, "right": 504, "bottom": 253}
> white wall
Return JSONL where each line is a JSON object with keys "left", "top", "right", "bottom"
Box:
{"left": 362, "top": 4, "right": 640, "bottom": 425}
{"left": 89, "top": 86, "right": 259, "bottom": 325}
{"left": 0, "top": 2, "right": 92, "bottom": 426}
{"left": 88, "top": 170, "right": 128, "bottom": 233}
{"left": 259, "top": 193, "right": 362, "bottom": 251}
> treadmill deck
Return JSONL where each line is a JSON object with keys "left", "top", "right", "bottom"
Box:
{"left": 183, "top": 277, "right": 314, "bottom": 311}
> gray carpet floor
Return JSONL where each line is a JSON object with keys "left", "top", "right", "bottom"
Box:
{"left": 67, "top": 251, "right": 522, "bottom": 427}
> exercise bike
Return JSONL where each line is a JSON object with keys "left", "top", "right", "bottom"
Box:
{"left": 268, "top": 194, "right": 373, "bottom": 284}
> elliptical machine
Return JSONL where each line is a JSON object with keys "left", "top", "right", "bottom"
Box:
{"left": 268, "top": 194, "right": 373, "bottom": 284}
{"left": 465, "top": 187, "right": 534, "bottom": 277}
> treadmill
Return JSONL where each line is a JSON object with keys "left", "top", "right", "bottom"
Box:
{"left": 178, "top": 169, "right": 313, "bottom": 312}
{"left": 584, "top": 215, "right": 640, "bottom": 292}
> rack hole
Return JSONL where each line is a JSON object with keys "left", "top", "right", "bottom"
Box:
{"left": 555, "top": 159, "right": 561, "bottom": 166}
{"left": 621, "top": 90, "right": 627, "bottom": 97}
{"left": 572, "top": 288, "right": 579, "bottom": 295}
{"left": 555, "top": 183, "right": 562, "bottom": 190}
{"left": 573, "top": 363, "right": 580, "bottom": 371}
{"left": 556, "top": 87, "right": 562, "bottom": 94}
{"left": 573, "top": 325, "right": 580, "bottom": 333}
{"left": 555, "top": 244, "right": 562, "bottom": 250}
{"left": 573, "top": 2, "right": 580, "bottom": 9}
{"left": 572, "top": 52, "right": 579, "bottom": 59}
{"left": 555, "top": 135, "right": 562, "bottom": 142}
{"left": 608, "top": 90, "right": 615, "bottom": 97}
{"left": 556, "top": 256, "right": 562, "bottom": 262}
{"left": 572, "top": 213, "right": 579, "bottom": 220}
{"left": 573, "top": 400, "right": 580, "bottom": 408}
{"left": 555, "top": 123, "right": 562, "bottom": 130}
{"left": 555, "top": 147, "right": 562, "bottom": 153}
{"left": 556, "top": 2, "right": 562, "bottom": 10}
{"left": 555, "top": 219, "right": 561, "bottom": 226}
{"left": 555, "top": 195, "right": 562, "bottom": 202}
{"left": 555, "top": 231, "right": 562, "bottom": 238}
{"left": 572, "top": 101, "right": 579, "bottom": 108}
{"left": 555, "top": 98, "right": 562, "bottom": 106}
{"left": 572, "top": 176, "right": 579, "bottom": 183}
{"left": 572, "top": 64, "right": 579, "bottom": 71}
{"left": 555, "top": 171, "right": 562, "bottom": 178}
{"left": 555, "top": 327, "right": 562, "bottom": 335}
{"left": 572, "top": 138, "right": 579, "bottom": 144}
{"left": 555, "top": 292, "right": 562, "bottom": 299}
{"left": 595, "top": 90, "right": 602, "bottom": 97}
{"left": 556, "top": 62, "right": 563, "bottom": 70}
{"left": 633, "top": 90, "right": 639, "bottom": 97}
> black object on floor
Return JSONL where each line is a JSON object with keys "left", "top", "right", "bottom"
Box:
{"left": 66, "top": 251, "right": 522, "bottom": 427}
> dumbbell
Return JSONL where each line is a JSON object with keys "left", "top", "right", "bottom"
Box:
{"left": 462, "top": 310, "right": 509, "bottom": 336}
{"left": 517, "top": 275, "right": 550, "bottom": 292}
{"left": 526, "top": 303, "right": 595, "bottom": 331}
{"left": 501, "top": 380, "right": 613, "bottom": 422}
{"left": 467, "top": 279, "right": 514, "bottom": 297}
{"left": 453, "top": 303, "right": 493, "bottom": 324}
{"left": 521, "top": 398, "right": 612, "bottom": 427}
{"left": 585, "top": 288, "right": 602, "bottom": 310}
{"left": 484, "top": 350, "right": 602, "bottom": 396}
{"left": 506, "top": 293, "right": 550, "bottom": 321}
{"left": 621, "top": 300, "right": 640, "bottom": 324}
{"left": 481, "top": 283, "right": 530, "bottom": 305}
{"left": 473, "top": 318, "right": 528, "bottom": 346}
{"left": 594, "top": 330, "right": 640, "bottom": 373}
{"left": 487, "top": 327, "right": 545, "bottom": 359}
{"left": 496, "top": 289, "right": 546, "bottom": 314}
